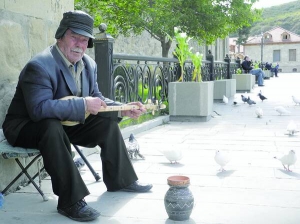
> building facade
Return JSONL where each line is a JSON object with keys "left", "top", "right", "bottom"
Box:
{"left": 243, "top": 27, "right": 300, "bottom": 73}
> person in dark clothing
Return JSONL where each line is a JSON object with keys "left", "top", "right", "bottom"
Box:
{"left": 265, "top": 62, "right": 279, "bottom": 77}
{"left": 241, "top": 56, "right": 265, "bottom": 86}
{"left": 2, "top": 10, "right": 152, "bottom": 222}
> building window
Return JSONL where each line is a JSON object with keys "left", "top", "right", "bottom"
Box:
{"left": 282, "top": 32, "right": 291, "bottom": 41}
{"left": 289, "top": 49, "right": 296, "bottom": 61}
{"left": 273, "top": 50, "right": 280, "bottom": 62}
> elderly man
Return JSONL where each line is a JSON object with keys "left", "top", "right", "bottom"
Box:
{"left": 241, "top": 56, "right": 265, "bottom": 86}
{"left": 2, "top": 10, "right": 152, "bottom": 222}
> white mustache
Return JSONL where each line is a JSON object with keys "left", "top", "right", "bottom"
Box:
{"left": 71, "top": 48, "right": 83, "bottom": 53}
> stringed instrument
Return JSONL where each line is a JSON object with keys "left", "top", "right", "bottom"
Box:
{"left": 60, "top": 96, "right": 166, "bottom": 126}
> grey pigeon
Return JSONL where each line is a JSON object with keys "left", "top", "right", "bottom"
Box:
{"left": 247, "top": 97, "right": 256, "bottom": 105}
{"left": 74, "top": 157, "right": 85, "bottom": 170}
{"left": 241, "top": 95, "right": 248, "bottom": 103}
{"left": 126, "top": 133, "right": 145, "bottom": 159}
{"left": 258, "top": 91, "right": 267, "bottom": 102}
{"left": 274, "top": 150, "right": 297, "bottom": 171}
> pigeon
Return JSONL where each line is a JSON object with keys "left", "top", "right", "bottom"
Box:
{"left": 125, "top": 133, "right": 145, "bottom": 159}
{"left": 258, "top": 91, "right": 267, "bottom": 102}
{"left": 274, "top": 150, "right": 297, "bottom": 171}
{"left": 233, "top": 95, "right": 238, "bottom": 106}
{"left": 223, "top": 95, "right": 229, "bottom": 104}
{"left": 286, "top": 120, "right": 299, "bottom": 136}
{"left": 275, "top": 106, "right": 291, "bottom": 115}
{"left": 292, "top": 96, "right": 300, "bottom": 105}
{"left": 246, "top": 96, "right": 256, "bottom": 105}
{"left": 214, "top": 150, "right": 230, "bottom": 172}
{"left": 74, "top": 157, "right": 85, "bottom": 170}
{"left": 241, "top": 94, "right": 248, "bottom": 103}
{"left": 160, "top": 148, "right": 183, "bottom": 164}
{"left": 255, "top": 107, "right": 263, "bottom": 118}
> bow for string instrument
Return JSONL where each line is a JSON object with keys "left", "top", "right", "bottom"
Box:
{"left": 60, "top": 96, "right": 166, "bottom": 126}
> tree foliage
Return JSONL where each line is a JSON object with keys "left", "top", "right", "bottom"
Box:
{"left": 75, "top": 0, "right": 261, "bottom": 57}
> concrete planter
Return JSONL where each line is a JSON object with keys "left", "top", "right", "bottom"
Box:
{"left": 232, "top": 74, "right": 255, "bottom": 92}
{"left": 264, "top": 70, "right": 274, "bottom": 79}
{"left": 213, "top": 79, "right": 236, "bottom": 100}
{"left": 168, "top": 81, "right": 214, "bottom": 122}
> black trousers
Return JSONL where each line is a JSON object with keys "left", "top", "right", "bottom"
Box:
{"left": 14, "top": 114, "right": 138, "bottom": 208}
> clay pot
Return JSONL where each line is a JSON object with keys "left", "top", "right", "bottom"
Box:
{"left": 164, "top": 175, "right": 194, "bottom": 221}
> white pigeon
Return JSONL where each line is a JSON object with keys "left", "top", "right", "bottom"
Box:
{"left": 292, "top": 96, "right": 300, "bottom": 105}
{"left": 214, "top": 150, "right": 230, "bottom": 172}
{"left": 255, "top": 107, "right": 263, "bottom": 118}
{"left": 286, "top": 120, "right": 299, "bottom": 136}
{"left": 274, "top": 106, "right": 291, "bottom": 116}
{"left": 160, "top": 148, "right": 183, "bottom": 164}
{"left": 232, "top": 94, "right": 239, "bottom": 106}
{"left": 274, "top": 150, "right": 297, "bottom": 171}
{"left": 223, "top": 95, "right": 229, "bottom": 104}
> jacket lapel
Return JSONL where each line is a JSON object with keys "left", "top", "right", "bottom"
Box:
{"left": 51, "top": 46, "right": 78, "bottom": 96}
{"left": 81, "top": 67, "right": 89, "bottom": 97}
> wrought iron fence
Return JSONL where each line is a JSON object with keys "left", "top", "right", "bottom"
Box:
{"left": 112, "top": 54, "right": 218, "bottom": 104}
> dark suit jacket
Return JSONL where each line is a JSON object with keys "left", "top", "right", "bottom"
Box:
{"left": 241, "top": 60, "right": 253, "bottom": 72}
{"left": 3, "top": 45, "right": 118, "bottom": 145}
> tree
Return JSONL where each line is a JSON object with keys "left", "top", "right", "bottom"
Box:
{"left": 235, "top": 26, "right": 251, "bottom": 53}
{"left": 75, "top": 0, "right": 261, "bottom": 57}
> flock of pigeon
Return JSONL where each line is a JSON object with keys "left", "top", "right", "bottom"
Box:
{"left": 119, "top": 90, "right": 300, "bottom": 175}
{"left": 217, "top": 91, "right": 300, "bottom": 173}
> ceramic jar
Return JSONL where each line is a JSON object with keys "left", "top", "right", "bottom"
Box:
{"left": 164, "top": 175, "right": 194, "bottom": 221}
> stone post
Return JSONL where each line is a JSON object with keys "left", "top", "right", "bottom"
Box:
{"left": 206, "top": 50, "right": 214, "bottom": 81}
{"left": 224, "top": 54, "right": 231, "bottom": 79}
{"left": 94, "top": 23, "right": 114, "bottom": 99}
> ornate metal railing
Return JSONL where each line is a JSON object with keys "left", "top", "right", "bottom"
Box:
{"left": 213, "top": 61, "right": 228, "bottom": 80}
{"left": 112, "top": 54, "right": 215, "bottom": 104}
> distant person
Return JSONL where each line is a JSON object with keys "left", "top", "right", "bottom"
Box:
{"left": 272, "top": 62, "right": 279, "bottom": 77}
{"left": 241, "top": 56, "right": 265, "bottom": 86}
{"left": 265, "top": 62, "right": 279, "bottom": 77}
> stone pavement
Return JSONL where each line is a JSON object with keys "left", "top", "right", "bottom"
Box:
{"left": 1, "top": 73, "right": 300, "bottom": 224}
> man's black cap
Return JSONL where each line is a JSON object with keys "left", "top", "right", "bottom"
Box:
{"left": 55, "top": 10, "right": 95, "bottom": 48}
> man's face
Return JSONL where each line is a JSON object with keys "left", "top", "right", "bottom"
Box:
{"left": 245, "top": 57, "right": 250, "bottom": 61}
{"left": 57, "top": 29, "right": 89, "bottom": 64}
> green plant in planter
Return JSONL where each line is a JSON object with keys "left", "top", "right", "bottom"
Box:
{"left": 190, "top": 51, "right": 203, "bottom": 82}
{"left": 172, "top": 27, "right": 191, "bottom": 82}
{"left": 236, "top": 68, "right": 242, "bottom": 74}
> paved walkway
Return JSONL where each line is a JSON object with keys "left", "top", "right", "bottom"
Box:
{"left": 1, "top": 73, "right": 300, "bottom": 224}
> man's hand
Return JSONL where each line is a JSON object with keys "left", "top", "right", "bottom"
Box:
{"left": 121, "top": 102, "right": 146, "bottom": 119}
{"left": 85, "top": 97, "right": 107, "bottom": 115}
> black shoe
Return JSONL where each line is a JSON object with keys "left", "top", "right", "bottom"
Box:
{"left": 258, "top": 85, "right": 265, "bottom": 87}
{"left": 58, "top": 199, "right": 100, "bottom": 222}
{"left": 121, "top": 181, "right": 153, "bottom": 192}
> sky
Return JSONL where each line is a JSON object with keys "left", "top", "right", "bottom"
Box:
{"left": 253, "top": 0, "right": 298, "bottom": 8}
